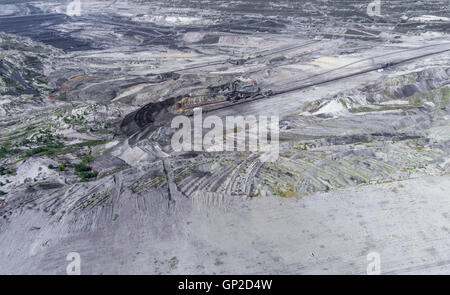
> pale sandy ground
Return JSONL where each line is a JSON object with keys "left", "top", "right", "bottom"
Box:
{"left": 184, "top": 174, "right": 450, "bottom": 275}
{"left": 1, "top": 173, "right": 449, "bottom": 274}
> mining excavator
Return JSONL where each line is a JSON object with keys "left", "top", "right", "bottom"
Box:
{"left": 221, "top": 79, "right": 273, "bottom": 101}
{"left": 225, "top": 80, "right": 260, "bottom": 101}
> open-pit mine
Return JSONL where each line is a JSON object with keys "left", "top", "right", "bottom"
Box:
{"left": 0, "top": 0, "right": 449, "bottom": 274}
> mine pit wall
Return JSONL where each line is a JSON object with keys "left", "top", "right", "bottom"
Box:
{"left": 390, "top": 68, "right": 450, "bottom": 100}
{"left": 121, "top": 66, "right": 450, "bottom": 136}
{"left": 117, "top": 66, "right": 450, "bottom": 199}
{"left": 119, "top": 78, "right": 238, "bottom": 136}
{"left": 120, "top": 96, "right": 181, "bottom": 136}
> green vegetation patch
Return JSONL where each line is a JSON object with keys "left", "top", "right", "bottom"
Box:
{"left": 74, "top": 161, "right": 98, "bottom": 181}
{"left": 77, "top": 170, "right": 99, "bottom": 181}
{"left": 63, "top": 113, "right": 86, "bottom": 125}
{"left": 441, "top": 87, "right": 449, "bottom": 104}
{"left": 0, "top": 165, "right": 15, "bottom": 176}
{"left": 72, "top": 140, "right": 108, "bottom": 148}
{"left": 74, "top": 162, "right": 92, "bottom": 173}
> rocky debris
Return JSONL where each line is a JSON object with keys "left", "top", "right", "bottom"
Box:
{"left": 0, "top": 33, "right": 56, "bottom": 97}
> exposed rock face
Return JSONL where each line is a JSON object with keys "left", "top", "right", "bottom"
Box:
{"left": 0, "top": 0, "right": 449, "bottom": 274}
